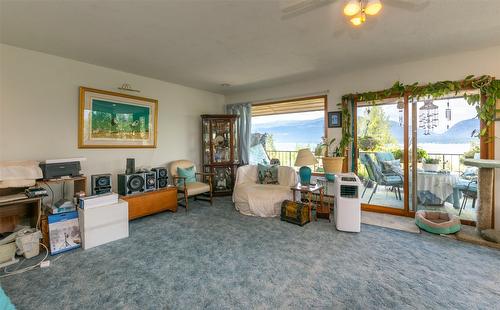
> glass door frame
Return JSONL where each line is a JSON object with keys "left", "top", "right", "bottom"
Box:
{"left": 352, "top": 89, "right": 495, "bottom": 226}
{"left": 353, "top": 94, "right": 411, "bottom": 217}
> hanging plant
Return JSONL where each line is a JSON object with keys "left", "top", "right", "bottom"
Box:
{"left": 342, "top": 75, "right": 500, "bottom": 137}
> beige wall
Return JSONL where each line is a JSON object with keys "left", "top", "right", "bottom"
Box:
{"left": 0, "top": 44, "right": 225, "bottom": 191}
{"left": 226, "top": 45, "right": 500, "bottom": 229}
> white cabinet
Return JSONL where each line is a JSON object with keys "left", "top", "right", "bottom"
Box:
{"left": 78, "top": 199, "right": 129, "bottom": 250}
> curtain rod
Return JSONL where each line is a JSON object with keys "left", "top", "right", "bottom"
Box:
{"left": 251, "top": 90, "right": 330, "bottom": 105}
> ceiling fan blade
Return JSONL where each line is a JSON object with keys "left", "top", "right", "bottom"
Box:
{"left": 280, "top": 0, "right": 337, "bottom": 19}
{"left": 384, "top": 0, "right": 430, "bottom": 11}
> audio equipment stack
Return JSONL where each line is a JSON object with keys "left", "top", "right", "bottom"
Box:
{"left": 91, "top": 174, "right": 112, "bottom": 195}
{"left": 151, "top": 167, "right": 168, "bottom": 189}
{"left": 117, "top": 173, "right": 145, "bottom": 196}
{"left": 144, "top": 171, "right": 157, "bottom": 192}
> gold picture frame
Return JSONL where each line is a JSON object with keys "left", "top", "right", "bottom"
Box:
{"left": 78, "top": 87, "right": 158, "bottom": 148}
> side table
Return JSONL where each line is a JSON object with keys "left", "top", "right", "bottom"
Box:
{"left": 290, "top": 183, "right": 324, "bottom": 221}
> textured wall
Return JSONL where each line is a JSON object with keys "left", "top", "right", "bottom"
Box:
{"left": 0, "top": 44, "right": 225, "bottom": 192}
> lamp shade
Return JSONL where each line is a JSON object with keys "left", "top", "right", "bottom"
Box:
{"left": 294, "top": 149, "right": 318, "bottom": 166}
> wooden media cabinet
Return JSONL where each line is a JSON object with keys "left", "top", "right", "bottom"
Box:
{"left": 121, "top": 187, "right": 177, "bottom": 220}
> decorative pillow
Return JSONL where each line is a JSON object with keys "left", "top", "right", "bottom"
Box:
{"left": 382, "top": 160, "right": 402, "bottom": 176}
{"left": 257, "top": 164, "right": 279, "bottom": 185}
{"left": 177, "top": 166, "right": 196, "bottom": 186}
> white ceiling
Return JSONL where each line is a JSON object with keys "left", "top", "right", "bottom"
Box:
{"left": 2, "top": 0, "right": 500, "bottom": 94}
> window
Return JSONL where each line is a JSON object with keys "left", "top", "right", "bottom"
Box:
{"left": 250, "top": 96, "right": 326, "bottom": 170}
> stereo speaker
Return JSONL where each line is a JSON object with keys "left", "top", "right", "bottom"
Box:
{"left": 117, "top": 173, "right": 145, "bottom": 196}
{"left": 91, "top": 174, "right": 112, "bottom": 195}
{"left": 125, "top": 158, "right": 135, "bottom": 175}
{"left": 151, "top": 167, "right": 168, "bottom": 189}
{"left": 144, "top": 171, "right": 157, "bottom": 192}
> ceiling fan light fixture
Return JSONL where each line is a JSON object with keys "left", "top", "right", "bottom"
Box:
{"left": 364, "top": 0, "right": 382, "bottom": 15}
{"left": 350, "top": 12, "right": 365, "bottom": 26}
{"left": 343, "top": 0, "right": 361, "bottom": 16}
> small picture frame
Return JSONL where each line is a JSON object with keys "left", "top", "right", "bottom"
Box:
{"left": 328, "top": 111, "right": 342, "bottom": 128}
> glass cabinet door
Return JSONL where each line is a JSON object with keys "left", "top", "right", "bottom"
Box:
{"left": 233, "top": 120, "right": 238, "bottom": 163}
{"left": 213, "top": 166, "right": 233, "bottom": 193}
{"left": 202, "top": 119, "right": 210, "bottom": 165}
{"left": 211, "top": 119, "right": 231, "bottom": 163}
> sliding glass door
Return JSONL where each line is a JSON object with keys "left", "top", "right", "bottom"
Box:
{"left": 411, "top": 96, "right": 480, "bottom": 222}
{"left": 356, "top": 98, "right": 407, "bottom": 214}
{"left": 356, "top": 93, "right": 483, "bottom": 224}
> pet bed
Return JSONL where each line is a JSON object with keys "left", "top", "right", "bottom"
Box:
{"left": 415, "top": 210, "right": 461, "bottom": 235}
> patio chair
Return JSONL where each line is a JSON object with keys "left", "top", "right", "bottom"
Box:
{"left": 454, "top": 167, "right": 478, "bottom": 215}
{"left": 457, "top": 178, "right": 477, "bottom": 215}
{"left": 359, "top": 153, "right": 403, "bottom": 204}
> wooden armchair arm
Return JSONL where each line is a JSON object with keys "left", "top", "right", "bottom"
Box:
{"left": 195, "top": 172, "right": 213, "bottom": 192}
{"left": 172, "top": 176, "right": 187, "bottom": 189}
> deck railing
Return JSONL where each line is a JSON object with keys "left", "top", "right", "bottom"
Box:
{"left": 266, "top": 150, "right": 300, "bottom": 167}
{"left": 266, "top": 150, "right": 470, "bottom": 175}
{"left": 359, "top": 151, "right": 470, "bottom": 174}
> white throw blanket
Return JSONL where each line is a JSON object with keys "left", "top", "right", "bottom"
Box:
{"left": 233, "top": 165, "right": 298, "bottom": 217}
{"left": 0, "top": 160, "right": 43, "bottom": 188}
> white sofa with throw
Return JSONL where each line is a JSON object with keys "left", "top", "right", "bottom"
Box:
{"left": 233, "top": 165, "right": 298, "bottom": 217}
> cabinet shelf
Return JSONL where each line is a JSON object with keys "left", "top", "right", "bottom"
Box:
{"left": 201, "top": 114, "right": 239, "bottom": 196}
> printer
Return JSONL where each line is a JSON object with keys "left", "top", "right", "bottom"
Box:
{"left": 39, "top": 158, "right": 86, "bottom": 179}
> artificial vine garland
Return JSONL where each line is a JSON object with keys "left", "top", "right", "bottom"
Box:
{"left": 341, "top": 75, "right": 500, "bottom": 137}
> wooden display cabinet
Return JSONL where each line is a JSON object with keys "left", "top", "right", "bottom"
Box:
{"left": 201, "top": 114, "right": 239, "bottom": 196}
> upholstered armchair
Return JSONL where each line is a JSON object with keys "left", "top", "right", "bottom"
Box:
{"left": 169, "top": 160, "right": 214, "bottom": 211}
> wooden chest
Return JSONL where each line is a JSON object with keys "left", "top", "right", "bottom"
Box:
{"left": 121, "top": 187, "right": 177, "bottom": 220}
{"left": 280, "top": 200, "right": 310, "bottom": 226}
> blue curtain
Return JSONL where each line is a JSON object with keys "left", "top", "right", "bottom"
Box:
{"left": 226, "top": 102, "right": 252, "bottom": 165}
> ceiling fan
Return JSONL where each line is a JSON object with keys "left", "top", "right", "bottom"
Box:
{"left": 343, "top": 0, "right": 382, "bottom": 26}
{"left": 281, "top": 0, "right": 430, "bottom": 25}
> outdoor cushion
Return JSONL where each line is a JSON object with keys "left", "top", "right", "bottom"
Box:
{"left": 384, "top": 175, "right": 403, "bottom": 185}
{"left": 455, "top": 179, "right": 478, "bottom": 192}
{"left": 381, "top": 159, "right": 402, "bottom": 176}
{"left": 415, "top": 210, "right": 461, "bottom": 235}
{"left": 375, "top": 152, "right": 396, "bottom": 167}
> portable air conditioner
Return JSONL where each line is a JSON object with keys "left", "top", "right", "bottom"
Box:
{"left": 333, "top": 173, "right": 362, "bottom": 232}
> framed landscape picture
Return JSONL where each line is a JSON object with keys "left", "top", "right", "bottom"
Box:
{"left": 79, "top": 87, "right": 158, "bottom": 148}
{"left": 328, "top": 111, "right": 342, "bottom": 128}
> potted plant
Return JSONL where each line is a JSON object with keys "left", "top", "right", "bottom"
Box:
{"left": 316, "top": 137, "right": 347, "bottom": 180}
{"left": 422, "top": 158, "right": 440, "bottom": 172}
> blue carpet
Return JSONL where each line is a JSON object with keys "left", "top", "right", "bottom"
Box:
{"left": 1, "top": 197, "right": 499, "bottom": 309}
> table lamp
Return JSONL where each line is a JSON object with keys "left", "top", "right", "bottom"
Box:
{"left": 294, "top": 149, "right": 318, "bottom": 185}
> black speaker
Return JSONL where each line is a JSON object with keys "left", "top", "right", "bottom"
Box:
{"left": 117, "top": 173, "right": 145, "bottom": 196}
{"left": 126, "top": 158, "right": 135, "bottom": 175}
{"left": 151, "top": 167, "right": 168, "bottom": 189}
{"left": 144, "top": 171, "right": 156, "bottom": 192}
{"left": 91, "top": 174, "right": 112, "bottom": 195}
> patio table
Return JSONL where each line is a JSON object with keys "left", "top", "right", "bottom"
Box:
{"left": 417, "top": 172, "right": 459, "bottom": 207}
